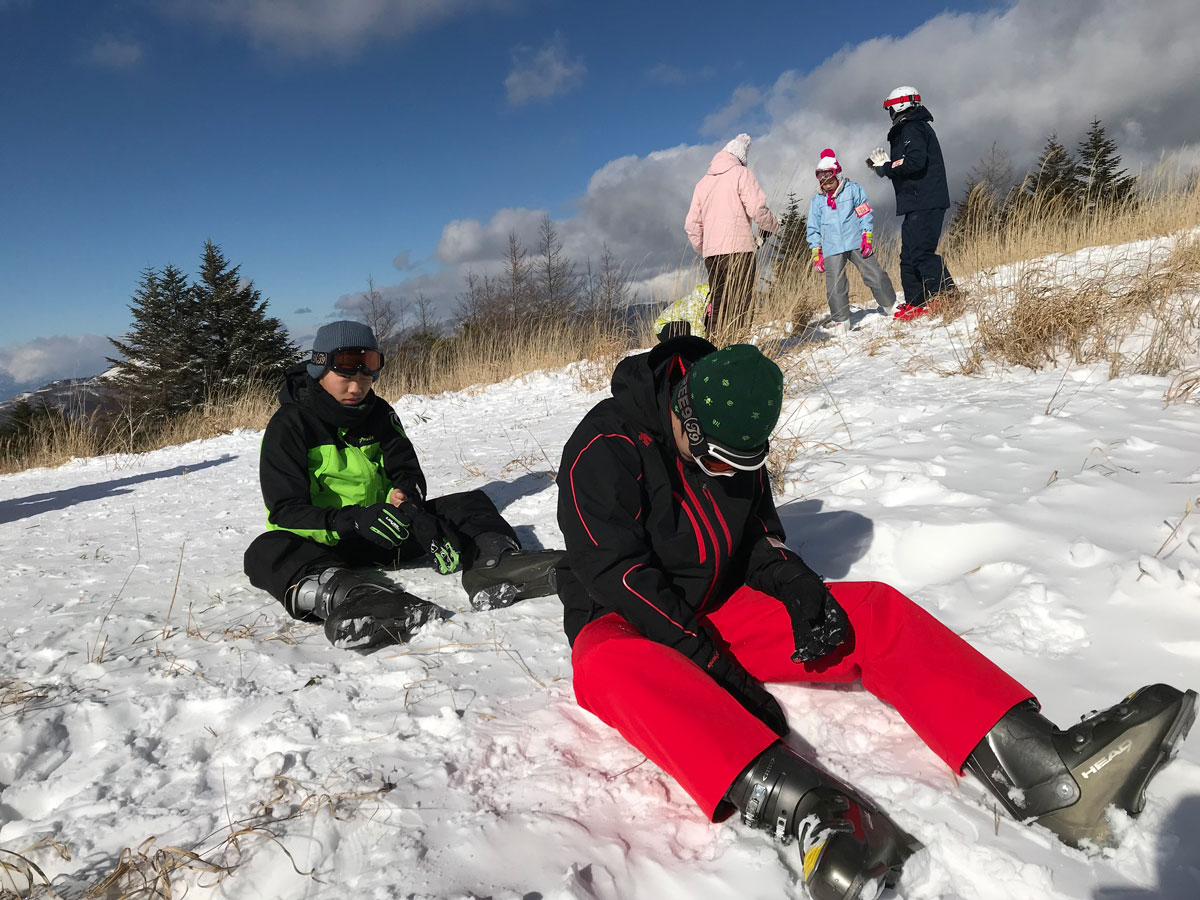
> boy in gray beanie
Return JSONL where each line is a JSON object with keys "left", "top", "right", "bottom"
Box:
{"left": 244, "top": 320, "right": 562, "bottom": 650}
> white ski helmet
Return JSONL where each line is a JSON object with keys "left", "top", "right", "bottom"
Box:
{"left": 884, "top": 86, "right": 922, "bottom": 118}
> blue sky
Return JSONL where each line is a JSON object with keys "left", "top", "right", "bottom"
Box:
{"left": 2, "top": 0, "right": 1198, "bottom": 397}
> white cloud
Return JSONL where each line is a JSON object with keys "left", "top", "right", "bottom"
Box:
{"left": 700, "top": 84, "right": 766, "bottom": 137}
{"left": 504, "top": 33, "right": 586, "bottom": 106}
{"left": 0, "top": 335, "right": 114, "bottom": 390}
{"left": 84, "top": 35, "right": 144, "bottom": 69}
{"left": 167, "top": 0, "right": 523, "bottom": 56}
{"left": 392, "top": 250, "right": 414, "bottom": 271}
{"left": 352, "top": 0, "right": 1200, "bottom": 318}
{"left": 435, "top": 207, "right": 546, "bottom": 265}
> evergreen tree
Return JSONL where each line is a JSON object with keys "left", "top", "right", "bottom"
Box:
{"left": 0, "top": 398, "right": 67, "bottom": 454}
{"left": 108, "top": 264, "right": 202, "bottom": 415}
{"left": 1075, "top": 118, "right": 1138, "bottom": 207}
{"left": 191, "top": 240, "right": 298, "bottom": 396}
{"left": 773, "top": 193, "right": 810, "bottom": 274}
{"left": 1026, "top": 135, "right": 1079, "bottom": 206}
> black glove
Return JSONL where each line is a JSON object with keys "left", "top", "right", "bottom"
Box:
{"left": 769, "top": 559, "right": 850, "bottom": 662}
{"left": 699, "top": 644, "right": 788, "bottom": 737}
{"left": 399, "top": 500, "right": 464, "bottom": 574}
{"left": 338, "top": 503, "right": 410, "bottom": 548}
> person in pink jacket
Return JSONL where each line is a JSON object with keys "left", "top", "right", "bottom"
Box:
{"left": 685, "top": 133, "right": 778, "bottom": 337}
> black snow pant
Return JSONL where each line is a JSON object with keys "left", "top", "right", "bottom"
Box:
{"left": 704, "top": 252, "right": 757, "bottom": 337}
{"left": 899, "top": 208, "right": 955, "bottom": 307}
{"left": 243, "top": 489, "right": 519, "bottom": 617}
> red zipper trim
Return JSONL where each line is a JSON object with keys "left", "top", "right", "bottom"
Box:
{"left": 704, "top": 485, "right": 733, "bottom": 554}
{"left": 677, "top": 458, "right": 721, "bottom": 611}
{"left": 673, "top": 491, "right": 706, "bottom": 563}
{"left": 622, "top": 563, "right": 698, "bottom": 637}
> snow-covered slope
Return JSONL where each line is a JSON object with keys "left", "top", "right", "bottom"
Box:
{"left": 2, "top": 241, "right": 1199, "bottom": 899}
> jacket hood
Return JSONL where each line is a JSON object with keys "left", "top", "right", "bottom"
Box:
{"left": 706, "top": 150, "right": 744, "bottom": 176}
{"left": 279, "top": 362, "right": 314, "bottom": 406}
{"left": 888, "top": 105, "right": 933, "bottom": 137}
{"left": 610, "top": 336, "right": 716, "bottom": 437}
{"left": 278, "top": 361, "right": 375, "bottom": 427}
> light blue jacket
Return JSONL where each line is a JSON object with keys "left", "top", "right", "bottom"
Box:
{"left": 806, "top": 180, "right": 875, "bottom": 256}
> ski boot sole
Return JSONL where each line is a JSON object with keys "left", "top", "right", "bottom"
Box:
{"left": 462, "top": 549, "right": 563, "bottom": 611}
{"left": 324, "top": 590, "right": 443, "bottom": 651}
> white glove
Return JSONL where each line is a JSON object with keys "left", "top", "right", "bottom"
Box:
{"left": 868, "top": 147, "right": 891, "bottom": 167}
{"left": 755, "top": 233, "right": 765, "bottom": 248}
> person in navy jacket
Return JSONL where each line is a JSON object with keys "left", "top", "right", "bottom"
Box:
{"left": 867, "top": 86, "right": 957, "bottom": 320}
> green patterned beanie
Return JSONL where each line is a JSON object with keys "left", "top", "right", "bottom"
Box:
{"left": 678, "top": 344, "right": 783, "bottom": 452}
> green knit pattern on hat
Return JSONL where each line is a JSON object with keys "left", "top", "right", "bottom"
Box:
{"left": 688, "top": 344, "right": 782, "bottom": 449}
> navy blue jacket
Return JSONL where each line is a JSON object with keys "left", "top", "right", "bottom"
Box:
{"left": 872, "top": 108, "right": 950, "bottom": 215}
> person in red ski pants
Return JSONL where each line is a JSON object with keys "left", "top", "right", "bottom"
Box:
{"left": 554, "top": 336, "right": 1195, "bottom": 900}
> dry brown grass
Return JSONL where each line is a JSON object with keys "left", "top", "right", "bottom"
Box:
{"left": 377, "top": 314, "right": 637, "bottom": 398}
{"left": 953, "top": 234, "right": 1200, "bottom": 377}
{"left": 0, "top": 383, "right": 277, "bottom": 477}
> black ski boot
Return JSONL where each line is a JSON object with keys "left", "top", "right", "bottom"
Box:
{"left": 966, "top": 684, "right": 1197, "bottom": 849}
{"left": 727, "top": 742, "right": 921, "bottom": 900}
{"left": 294, "top": 567, "right": 444, "bottom": 651}
{"left": 461, "top": 533, "right": 563, "bottom": 611}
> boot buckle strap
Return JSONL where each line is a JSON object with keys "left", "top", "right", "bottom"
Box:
{"left": 741, "top": 783, "right": 768, "bottom": 828}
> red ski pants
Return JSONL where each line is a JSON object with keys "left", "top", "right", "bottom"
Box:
{"left": 571, "top": 582, "right": 1033, "bottom": 820}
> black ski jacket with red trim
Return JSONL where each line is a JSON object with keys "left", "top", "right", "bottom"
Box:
{"left": 555, "top": 336, "right": 809, "bottom": 656}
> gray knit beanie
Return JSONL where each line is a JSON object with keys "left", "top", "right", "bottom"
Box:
{"left": 307, "top": 320, "right": 379, "bottom": 379}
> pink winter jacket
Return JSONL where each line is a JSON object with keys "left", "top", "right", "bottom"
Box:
{"left": 685, "top": 151, "right": 779, "bottom": 258}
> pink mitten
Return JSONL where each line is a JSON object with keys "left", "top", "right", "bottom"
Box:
{"left": 812, "top": 247, "right": 825, "bottom": 273}
{"left": 861, "top": 232, "right": 873, "bottom": 258}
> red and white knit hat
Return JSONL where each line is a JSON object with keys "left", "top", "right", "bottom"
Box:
{"left": 815, "top": 148, "right": 841, "bottom": 175}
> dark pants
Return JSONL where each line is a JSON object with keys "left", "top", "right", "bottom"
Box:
{"left": 243, "top": 490, "right": 518, "bottom": 616}
{"left": 899, "top": 208, "right": 955, "bottom": 306}
{"left": 704, "top": 252, "right": 757, "bottom": 336}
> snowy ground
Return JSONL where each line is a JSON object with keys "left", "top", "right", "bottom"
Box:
{"left": 2, "top": 240, "right": 1200, "bottom": 900}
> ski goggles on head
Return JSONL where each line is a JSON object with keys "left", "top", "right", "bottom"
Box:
{"left": 672, "top": 378, "right": 769, "bottom": 478}
{"left": 816, "top": 167, "right": 839, "bottom": 180}
{"left": 312, "top": 346, "right": 385, "bottom": 377}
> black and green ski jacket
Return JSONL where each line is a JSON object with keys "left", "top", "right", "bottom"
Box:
{"left": 259, "top": 364, "right": 425, "bottom": 545}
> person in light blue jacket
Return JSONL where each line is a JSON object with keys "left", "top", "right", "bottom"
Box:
{"left": 806, "top": 149, "right": 896, "bottom": 331}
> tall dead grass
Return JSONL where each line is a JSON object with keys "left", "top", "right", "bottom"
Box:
{"left": 950, "top": 235, "right": 1200, "bottom": 378}
{"left": 0, "top": 383, "right": 277, "bottom": 476}
{"left": 377, "top": 313, "right": 637, "bottom": 397}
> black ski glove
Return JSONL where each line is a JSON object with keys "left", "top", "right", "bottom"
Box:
{"left": 338, "top": 503, "right": 411, "bottom": 548}
{"left": 399, "top": 500, "right": 463, "bottom": 575}
{"left": 765, "top": 557, "right": 850, "bottom": 662}
{"left": 697, "top": 644, "right": 789, "bottom": 737}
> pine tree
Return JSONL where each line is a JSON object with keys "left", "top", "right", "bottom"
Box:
{"left": 191, "top": 241, "right": 298, "bottom": 397}
{"left": 108, "top": 264, "right": 202, "bottom": 415}
{"left": 773, "top": 193, "right": 810, "bottom": 274}
{"left": 1075, "top": 118, "right": 1137, "bottom": 208}
{"left": 1026, "top": 135, "right": 1079, "bottom": 207}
